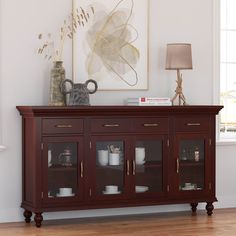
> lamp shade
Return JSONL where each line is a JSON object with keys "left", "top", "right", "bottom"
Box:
{"left": 165, "top": 43, "right": 193, "bottom": 70}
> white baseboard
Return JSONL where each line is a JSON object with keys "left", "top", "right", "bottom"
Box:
{"left": 215, "top": 195, "right": 236, "bottom": 209}
{"left": 0, "top": 208, "right": 23, "bottom": 223}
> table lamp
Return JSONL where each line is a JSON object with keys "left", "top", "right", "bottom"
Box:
{"left": 165, "top": 43, "right": 193, "bottom": 105}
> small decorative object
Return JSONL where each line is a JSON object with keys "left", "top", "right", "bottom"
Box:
{"left": 58, "top": 147, "right": 73, "bottom": 167}
{"left": 107, "top": 145, "right": 121, "bottom": 154}
{"left": 60, "top": 79, "right": 98, "bottom": 106}
{"left": 49, "top": 61, "right": 66, "bottom": 106}
{"left": 194, "top": 146, "right": 200, "bottom": 162}
{"left": 165, "top": 43, "right": 193, "bottom": 105}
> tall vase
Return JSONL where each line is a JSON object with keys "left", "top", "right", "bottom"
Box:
{"left": 49, "top": 61, "right": 66, "bottom": 106}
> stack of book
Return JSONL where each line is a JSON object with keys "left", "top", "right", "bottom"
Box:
{"left": 125, "top": 97, "right": 172, "bottom": 106}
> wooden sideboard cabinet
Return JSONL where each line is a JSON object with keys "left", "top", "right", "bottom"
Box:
{"left": 16, "top": 105, "right": 222, "bottom": 227}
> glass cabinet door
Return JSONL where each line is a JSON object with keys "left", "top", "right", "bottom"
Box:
{"left": 134, "top": 136, "right": 167, "bottom": 196}
{"left": 94, "top": 138, "right": 127, "bottom": 197}
{"left": 43, "top": 137, "right": 83, "bottom": 201}
{"left": 178, "top": 138, "right": 206, "bottom": 192}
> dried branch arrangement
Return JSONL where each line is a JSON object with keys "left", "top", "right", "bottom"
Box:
{"left": 37, "top": 6, "right": 95, "bottom": 61}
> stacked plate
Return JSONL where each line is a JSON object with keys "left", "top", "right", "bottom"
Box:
{"left": 181, "top": 183, "right": 202, "bottom": 191}
{"left": 102, "top": 191, "right": 121, "bottom": 195}
{"left": 181, "top": 186, "right": 195, "bottom": 191}
{"left": 56, "top": 193, "right": 75, "bottom": 197}
{"left": 135, "top": 185, "right": 149, "bottom": 193}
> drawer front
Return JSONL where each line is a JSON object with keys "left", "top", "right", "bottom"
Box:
{"left": 174, "top": 116, "right": 210, "bottom": 132}
{"left": 42, "top": 118, "right": 83, "bottom": 134}
{"left": 133, "top": 118, "right": 169, "bottom": 133}
{"left": 91, "top": 119, "right": 130, "bottom": 133}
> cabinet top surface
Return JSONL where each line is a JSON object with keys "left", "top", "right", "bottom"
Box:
{"left": 16, "top": 105, "right": 223, "bottom": 117}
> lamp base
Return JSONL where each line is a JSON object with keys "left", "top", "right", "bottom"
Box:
{"left": 171, "top": 69, "right": 187, "bottom": 106}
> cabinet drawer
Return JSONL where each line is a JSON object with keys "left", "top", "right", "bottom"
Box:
{"left": 42, "top": 118, "right": 83, "bottom": 134}
{"left": 91, "top": 119, "right": 130, "bottom": 133}
{"left": 174, "top": 116, "right": 210, "bottom": 132}
{"left": 133, "top": 118, "right": 169, "bottom": 133}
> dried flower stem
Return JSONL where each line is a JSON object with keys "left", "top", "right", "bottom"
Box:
{"left": 37, "top": 6, "right": 95, "bottom": 61}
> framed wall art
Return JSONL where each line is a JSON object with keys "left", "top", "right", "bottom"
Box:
{"left": 72, "top": 0, "right": 149, "bottom": 90}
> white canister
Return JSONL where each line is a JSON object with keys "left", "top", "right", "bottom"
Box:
{"left": 135, "top": 147, "right": 145, "bottom": 164}
{"left": 97, "top": 150, "right": 109, "bottom": 166}
{"left": 109, "top": 153, "right": 120, "bottom": 166}
{"left": 59, "top": 187, "right": 72, "bottom": 196}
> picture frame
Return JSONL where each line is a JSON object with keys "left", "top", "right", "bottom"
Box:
{"left": 72, "top": 0, "right": 149, "bottom": 91}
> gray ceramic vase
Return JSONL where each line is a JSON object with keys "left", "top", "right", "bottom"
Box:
{"left": 60, "top": 79, "right": 98, "bottom": 106}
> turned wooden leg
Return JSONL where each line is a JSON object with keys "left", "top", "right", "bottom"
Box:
{"left": 190, "top": 203, "right": 198, "bottom": 213}
{"left": 23, "top": 210, "right": 32, "bottom": 223}
{"left": 34, "top": 212, "right": 43, "bottom": 228}
{"left": 206, "top": 202, "right": 214, "bottom": 216}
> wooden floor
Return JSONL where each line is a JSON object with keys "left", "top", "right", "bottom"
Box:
{"left": 0, "top": 208, "right": 236, "bottom": 236}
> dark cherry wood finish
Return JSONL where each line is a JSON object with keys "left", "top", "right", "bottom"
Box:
{"left": 17, "top": 106, "right": 222, "bottom": 227}
{"left": 190, "top": 203, "right": 198, "bottom": 213}
{"left": 23, "top": 210, "right": 32, "bottom": 223}
{"left": 34, "top": 213, "right": 43, "bottom": 228}
{"left": 206, "top": 202, "right": 214, "bottom": 216}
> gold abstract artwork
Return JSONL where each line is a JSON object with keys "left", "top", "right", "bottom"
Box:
{"left": 73, "top": 0, "right": 148, "bottom": 90}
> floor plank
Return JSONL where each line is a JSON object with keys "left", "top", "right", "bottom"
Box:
{"left": 0, "top": 209, "right": 236, "bottom": 236}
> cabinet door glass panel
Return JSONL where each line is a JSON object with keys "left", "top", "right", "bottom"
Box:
{"left": 179, "top": 139, "right": 204, "bottom": 191}
{"left": 96, "top": 141, "right": 124, "bottom": 195}
{"left": 135, "top": 140, "right": 163, "bottom": 193}
{"left": 47, "top": 142, "right": 77, "bottom": 198}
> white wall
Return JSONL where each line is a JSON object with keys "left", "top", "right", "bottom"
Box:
{"left": 0, "top": 0, "right": 235, "bottom": 223}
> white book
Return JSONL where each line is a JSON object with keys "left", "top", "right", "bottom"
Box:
{"left": 126, "top": 102, "right": 172, "bottom": 106}
{"left": 139, "top": 102, "right": 172, "bottom": 106}
{"left": 126, "top": 97, "right": 171, "bottom": 104}
{"left": 139, "top": 97, "right": 171, "bottom": 103}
